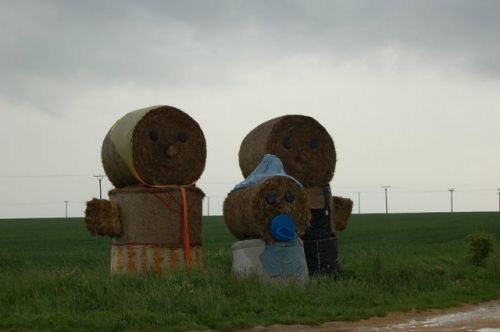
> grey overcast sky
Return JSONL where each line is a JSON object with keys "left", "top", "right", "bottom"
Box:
{"left": 1, "top": 0, "right": 499, "bottom": 218}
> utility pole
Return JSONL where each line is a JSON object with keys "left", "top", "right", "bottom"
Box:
{"left": 497, "top": 188, "right": 500, "bottom": 213}
{"left": 64, "top": 200, "right": 68, "bottom": 219}
{"left": 207, "top": 196, "right": 210, "bottom": 216}
{"left": 448, "top": 188, "right": 455, "bottom": 213}
{"left": 381, "top": 186, "right": 390, "bottom": 214}
{"left": 357, "top": 192, "right": 361, "bottom": 214}
{"left": 93, "top": 174, "right": 105, "bottom": 199}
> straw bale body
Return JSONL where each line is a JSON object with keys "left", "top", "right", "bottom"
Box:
{"left": 102, "top": 105, "right": 206, "bottom": 188}
{"left": 223, "top": 176, "right": 310, "bottom": 243}
{"left": 84, "top": 185, "right": 204, "bottom": 273}
{"left": 109, "top": 186, "right": 204, "bottom": 247}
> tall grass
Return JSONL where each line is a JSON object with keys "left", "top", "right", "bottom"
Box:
{"left": 0, "top": 213, "right": 499, "bottom": 331}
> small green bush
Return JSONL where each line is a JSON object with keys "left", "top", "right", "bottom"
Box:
{"left": 467, "top": 232, "right": 496, "bottom": 266}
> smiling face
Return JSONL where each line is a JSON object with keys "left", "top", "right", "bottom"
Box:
{"left": 132, "top": 106, "right": 206, "bottom": 186}
{"left": 267, "top": 116, "right": 336, "bottom": 187}
{"left": 223, "top": 176, "right": 310, "bottom": 243}
{"left": 253, "top": 176, "right": 310, "bottom": 242}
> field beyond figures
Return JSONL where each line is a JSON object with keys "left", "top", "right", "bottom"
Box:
{"left": 1, "top": 213, "right": 500, "bottom": 331}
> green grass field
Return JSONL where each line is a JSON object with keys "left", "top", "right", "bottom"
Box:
{"left": 1, "top": 213, "right": 499, "bottom": 331}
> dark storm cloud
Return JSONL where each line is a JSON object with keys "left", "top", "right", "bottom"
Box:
{"left": 2, "top": 0, "right": 500, "bottom": 110}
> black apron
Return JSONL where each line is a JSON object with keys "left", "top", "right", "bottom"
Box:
{"left": 301, "top": 185, "right": 341, "bottom": 275}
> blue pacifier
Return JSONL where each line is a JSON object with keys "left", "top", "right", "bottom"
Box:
{"left": 269, "top": 214, "right": 297, "bottom": 241}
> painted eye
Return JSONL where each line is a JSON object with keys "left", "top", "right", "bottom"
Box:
{"left": 265, "top": 192, "right": 276, "bottom": 205}
{"left": 149, "top": 130, "right": 159, "bottom": 142}
{"left": 177, "top": 132, "right": 188, "bottom": 143}
{"left": 282, "top": 137, "right": 292, "bottom": 149}
{"left": 309, "top": 138, "right": 318, "bottom": 149}
{"left": 285, "top": 191, "right": 294, "bottom": 203}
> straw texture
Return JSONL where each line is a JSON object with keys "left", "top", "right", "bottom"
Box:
{"left": 110, "top": 244, "right": 203, "bottom": 274}
{"left": 109, "top": 185, "right": 204, "bottom": 248}
{"left": 239, "top": 115, "right": 336, "bottom": 187}
{"left": 332, "top": 196, "right": 353, "bottom": 231}
{"left": 223, "top": 176, "right": 310, "bottom": 243}
{"left": 102, "top": 105, "right": 206, "bottom": 187}
{"left": 85, "top": 198, "right": 121, "bottom": 237}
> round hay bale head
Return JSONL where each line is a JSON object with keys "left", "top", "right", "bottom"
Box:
{"left": 223, "top": 176, "right": 311, "bottom": 243}
{"left": 102, "top": 105, "right": 206, "bottom": 187}
{"left": 109, "top": 185, "right": 204, "bottom": 248}
{"left": 239, "top": 115, "right": 336, "bottom": 187}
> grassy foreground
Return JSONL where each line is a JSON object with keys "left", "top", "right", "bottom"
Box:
{"left": 0, "top": 213, "right": 499, "bottom": 331}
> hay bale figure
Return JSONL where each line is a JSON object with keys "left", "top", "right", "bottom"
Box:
{"left": 239, "top": 115, "right": 353, "bottom": 275}
{"left": 223, "top": 155, "right": 311, "bottom": 284}
{"left": 85, "top": 105, "right": 206, "bottom": 273}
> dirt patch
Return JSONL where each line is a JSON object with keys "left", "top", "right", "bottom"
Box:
{"left": 246, "top": 300, "right": 500, "bottom": 331}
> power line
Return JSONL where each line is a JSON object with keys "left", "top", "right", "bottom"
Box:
{"left": 0, "top": 202, "right": 62, "bottom": 207}
{"left": 0, "top": 200, "right": 86, "bottom": 208}
{"left": 393, "top": 189, "right": 448, "bottom": 193}
{"left": 461, "top": 188, "right": 499, "bottom": 193}
{"left": 0, "top": 174, "right": 92, "bottom": 178}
